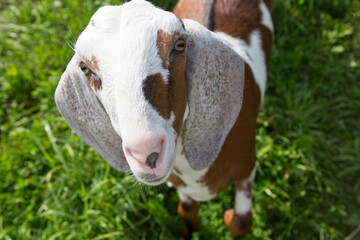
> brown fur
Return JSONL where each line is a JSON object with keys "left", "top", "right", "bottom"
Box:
{"left": 143, "top": 73, "right": 170, "bottom": 119}
{"left": 84, "top": 55, "right": 100, "bottom": 72}
{"left": 167, "top": 52, "right": 187, "bottom": 136}
{"left": 157, "top": 30, "right": 176, "bottom": 68}
{"left": 143, "top": 29, "right": 188, "bottom": 135}
{"left": 260, "top": 26, "right": 273, "bottom": 68}
{"left": 213, "top": 0, "right": 261, "bottom": 43}
{"left": 263, "top": 0, "right": 273, "bottom": 10}
{"left": 173, "top": 0, "right": 209, "bottom": 27}
{"left": 200, "top": 63, "right": 260, "bottom": 193}
{"left": 169, "top": 173, "right": 187, "bottom": 187}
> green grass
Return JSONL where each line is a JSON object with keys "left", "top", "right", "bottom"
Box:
{"left": 1, "top": 0, "right": 359, "bottom": 239}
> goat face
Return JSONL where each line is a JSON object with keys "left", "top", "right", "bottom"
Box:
{"left": 55, "top": 0, "right": 245, "bottom": 186}
{"left": 59, "top": 0, "right": 188, "bottom": 185}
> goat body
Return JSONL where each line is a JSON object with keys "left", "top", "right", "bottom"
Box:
{"left": 55, "top": 0, "right": 273, "bottom": 237}
{"left": 173, "top": 0, "right": 273, "bottom": 236}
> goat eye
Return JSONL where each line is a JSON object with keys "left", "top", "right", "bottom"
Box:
{"left": 79, "top": 61, "right": 102, "bottom": 90}
{"left": 174, "top": 39, "right": 186, "bottom": 52}
{"left": 79, "top": 62, "right": 87, "bottom": 71}
{"left": 80, "top": 61, "right": 89, "bottom": 73}
{"left": 79, "top": 61, "right": 92, "bottom": 77}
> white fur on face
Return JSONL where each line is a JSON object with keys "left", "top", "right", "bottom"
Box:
{"left": 73, "top": 0, "right": 186, "bottom": 183}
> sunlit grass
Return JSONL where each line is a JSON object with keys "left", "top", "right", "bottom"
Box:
{"left": 1, "top": 0, "right": 359, "bottom": 239}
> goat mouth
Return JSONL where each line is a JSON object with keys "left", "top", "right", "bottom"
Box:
{"left": 145, "top": 175, "right": 165, "bottom": 183}
{"left": 135, "top": 163, "right": 174, "bottom": 185}
{"left": 137, "top": 173, "right": 167, "bottom": 185}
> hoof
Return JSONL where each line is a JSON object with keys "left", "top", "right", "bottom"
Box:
{"left": 224, "top": 209, "right": 252, "bottom": 237}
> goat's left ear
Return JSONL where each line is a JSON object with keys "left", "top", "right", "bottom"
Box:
{"left": 182, "top": 19, "right": 245, "bottom": 170}
{"left": 55, "top": 56, "right": 129, "bottom": 172}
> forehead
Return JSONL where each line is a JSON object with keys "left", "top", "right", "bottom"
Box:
{"left": 76, "top": 1, "right": 185, "bottom": 53}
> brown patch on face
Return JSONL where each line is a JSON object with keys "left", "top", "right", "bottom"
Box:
{"left": 144, "top": 29, "right": 188, "bottom": 135}
{"left": 168, "top": 52, "right": 188, "bottom": 136}
{"left": 83, "top": 55, "right": 100, "bottom": 72}
{"left": 142, "top": 66, "right": 187, "bottom": 135}
{"left": 156, "top": 30, "right": 177, "bottom": 69}
{"left": 91, "top": 19, "right": 95, "bottom": 27}
{"left": 143, "top": 73, "right": 170, "bottom": 119}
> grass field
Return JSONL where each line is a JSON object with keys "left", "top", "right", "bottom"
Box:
{"left": 1, "top": 0, "right": 359, "bottom": 239}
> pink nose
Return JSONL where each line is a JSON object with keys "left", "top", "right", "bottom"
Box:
{"left": 124, "top": 137, "right": 164, "bottom": 169}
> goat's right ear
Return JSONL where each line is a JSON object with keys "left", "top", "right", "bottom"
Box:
{"left": 55, "top": 56, "right": 129, "bottom": 172}
{"left": 182, "top": 19, "right": 245, "bottom": 170}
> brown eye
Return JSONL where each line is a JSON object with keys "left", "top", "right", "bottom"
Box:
{"left": 79, "top": 61, "right": 102, "bottom": 90}
{"left": 79, "top": 61, "right": 92, "bottom": 78}
{"left": 174, "top": 39, "right": 186, "bottom": 52}
{"left": 79, "top": 61, "right": 87, "bottom": 71}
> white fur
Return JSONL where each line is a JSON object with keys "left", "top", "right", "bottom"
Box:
{"left": 235, "top": 191, "right": 252, "bottom": 215}
{"left": 173, "top": 137, "right": 216, "bottom": 202}
{"left": 216, "top": 30, "right": 267, "bottom": 100}
{"left": 259, "top": 0, "right": 274, "bottom": 32}
{"left": 235, "top": 168, "right": 256, "bottom": 215}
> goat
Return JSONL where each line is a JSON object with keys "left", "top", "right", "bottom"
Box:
{"left": 55, "top": 0, "right": 273, "bottom": 237}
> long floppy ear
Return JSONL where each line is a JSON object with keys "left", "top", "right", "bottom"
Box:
{"left": 55, "top": 56, "right": 129, "bottom": 172}
{"left": 182, "top": 19, "right": 245, "bottom": 170}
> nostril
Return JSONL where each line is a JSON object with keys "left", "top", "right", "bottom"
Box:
{"left": 146, "top": 152, "right": 159, "bottom": 169}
